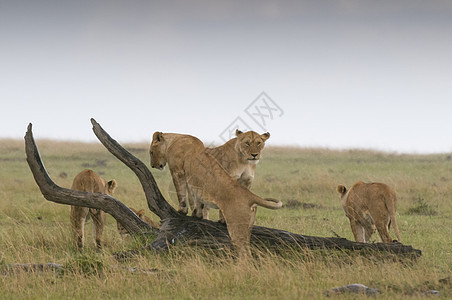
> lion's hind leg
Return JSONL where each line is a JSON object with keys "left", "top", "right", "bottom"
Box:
{"left": 90, "top": 208, "right": 106, "bottom": 249}
{"left": 364, "top": 224, "right": 376, "bottom": 243}
{"left": 226, "top": 222, "right": 251, "bottom": 257}
{"left": 70, "top": 206, "right": 89, "bottom": 249}
{"left": 362, "top": 213, "right": 376, "bottom": 242}
{"left": 349, "top": 219, "right": 366, "bottom": 242}
{"left": 222, "top": 207, "right": 253, "bottom": 257}
{"left": 375, "top": 217, "right": 392, "bottom": 243}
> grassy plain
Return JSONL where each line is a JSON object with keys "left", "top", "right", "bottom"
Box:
{"left": 0, "top": 139, "right": 451, "bottom": 299}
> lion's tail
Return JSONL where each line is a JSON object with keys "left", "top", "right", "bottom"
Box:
{"left": 387, "top": 194, "right": 401, "bottom": 242}
{"left": 250, "top": 195, "right": 282, "bottom": 209}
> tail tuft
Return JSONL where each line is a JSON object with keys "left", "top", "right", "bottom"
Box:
{"left": 264, "top": 198, "right": 283, "bottom": 208}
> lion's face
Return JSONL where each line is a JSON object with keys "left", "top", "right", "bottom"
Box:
{"left": 235, "top": 130, "right": 270, "bottom": 164}
{"left": 150, "top": 131, "right": 167, "bottom": 170}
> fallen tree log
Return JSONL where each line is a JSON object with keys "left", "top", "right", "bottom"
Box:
{"left": 24, "top": 119, "right": 422, "bottom": 258}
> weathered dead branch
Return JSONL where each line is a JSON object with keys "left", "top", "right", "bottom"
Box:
{"left": 25, "top": 123, "right": 156, "bottom": 236}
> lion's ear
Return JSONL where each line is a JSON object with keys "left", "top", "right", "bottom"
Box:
{"left": 261, "top": 132, "right": 270, "bottom": 141}
{"left": 107, "top": 179, "right": 117, "bottom": 194}
{"left": 337, "top": 185, "right": 346, "bottom": 195}
{"left": 235, "top": 129, "right": 243, "bottom": 136}
{"left": 153, "top": 131, "right": 164, "bottom": 142}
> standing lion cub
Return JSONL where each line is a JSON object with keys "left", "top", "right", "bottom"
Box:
{"left": 337, "top": 181, "right": 401, "bottom": 243}
{"left": 70, "top": 169, "right": 117, "bottom": 249}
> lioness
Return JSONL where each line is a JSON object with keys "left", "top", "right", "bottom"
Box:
{"left": 206, "top": 129, "right": 270, "bottom": 189}
{"left": 70, "top": 169, "right": 117, "bottom": 249}
{"left": 117, "top": 207, "right": 160, "bottom": 237}
{"left": 205, "top": 129, "right": 270, "bottom": 221}
{"left": 337, "top": 181, "right": 401, "bottom": 243}
{"left": 149, "top": 131, "right": 282, "bottom": 256}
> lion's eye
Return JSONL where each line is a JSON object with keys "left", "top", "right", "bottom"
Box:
{"left": 257, "top": 142, "right": 261, "bottom": 146}
{"left": 245, "top": 142, "right": 250, "bottom": 147}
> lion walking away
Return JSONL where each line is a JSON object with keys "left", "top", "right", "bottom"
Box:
{"left": 70, "top": 169, "right": 117, "bottom": 249}
{"left": 337, "top": 181, "right": 401, "bottom": 243}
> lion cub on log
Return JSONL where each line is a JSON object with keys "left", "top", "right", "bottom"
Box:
{"left": 149, "top": 131, "right": 282, "bottom": 256}
{"left": 117, "top": 207, "right": 160, "bottom": 237}
{"left": 70, "top": 169, "right": 117, "bottom": 249}
{"left": 337, "top": 181, "right": 401, "bottom": 243}
{"left": 205, "top": 129, "right": 270, "bottom": 221}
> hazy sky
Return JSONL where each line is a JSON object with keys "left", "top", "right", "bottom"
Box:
{"left": 1, "top": 1, "right": 451, "bottom": 153}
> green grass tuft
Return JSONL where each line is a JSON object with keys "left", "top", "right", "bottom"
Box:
{"left": 407, "top": 195, "right": 438, "bottom": 216}
{"left": 62, "top": 254, "right": 105, "bottom": 276}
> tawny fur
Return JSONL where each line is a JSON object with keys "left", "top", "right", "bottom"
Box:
{"left": 149, "top": 131, "right": 282, "bottom": 256}
{"left": 337, "top": 181, "right": 401, "bottom": 243}
{"left": 116, "top": 207, "right": 160, "bottom": 237}
{"left": 70, "top": 169, "right": 117, "bottom": 249}
{"left": 206, "top": 129, "right": 270, "bottom": 189}
{"left": 205, "top": 129, "right": 270, "bottom": 221}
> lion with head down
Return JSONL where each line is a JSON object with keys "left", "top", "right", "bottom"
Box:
{"left": 70, "top": 169, "right": 117, "bottom": 249}
{"left": 337, "top": 181, "right": 401, "bottom": 243}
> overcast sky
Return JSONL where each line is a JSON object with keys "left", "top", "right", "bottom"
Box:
{"left": 1, "top": 1, "right": 451, "bottom": 153}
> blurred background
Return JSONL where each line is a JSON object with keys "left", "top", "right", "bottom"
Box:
{"left": 1, "top": 0, "right": 451, "bottom": 153}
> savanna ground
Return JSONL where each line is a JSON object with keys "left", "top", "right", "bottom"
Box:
{"left": 0, "top": 138, "right": 451, "bottom": 299}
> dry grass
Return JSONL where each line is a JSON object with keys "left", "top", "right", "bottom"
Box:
{"left": 1, "top": 139, "right": 451, "bottom": 299}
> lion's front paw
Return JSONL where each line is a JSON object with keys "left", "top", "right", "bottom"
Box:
{"left": 191, "top": 209, "right": 203, "bottom": 219}
{"left": 177, "top": 207, "right": 188, "bottom": 215}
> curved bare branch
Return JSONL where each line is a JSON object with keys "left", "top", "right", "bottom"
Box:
{"left": 24, "top": 123, "right": 155, "bottom": 235}
{"left": 90, "top": 118, "right": 179, "bottom": 219}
